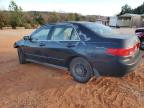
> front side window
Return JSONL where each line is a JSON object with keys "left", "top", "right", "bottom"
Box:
{"left": 51, "top": 26, "right": 79, "bottom": 41}
{"left": 31, "top": 27, "right": 50, "bottom": 41}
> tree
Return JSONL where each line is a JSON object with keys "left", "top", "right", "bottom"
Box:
{"left": 67, "top": 13, "right": 76, "bottom": 21}
{"left": 9, "top": 0, "right": 24, "bottom": 28}
{"left": 48, "top": 12, "right": 60, "bottom": 23}
{"left": 133, "top": 2, "right": 144, "bottom": 14}
{"left": 74, "top": 13, "right": 83, "bottom": 21}
{"left": 33, "top": 12, "right": 45, "bottom": 25}
{"left": 119, "top": 4, "right": 132, "bottom": 15}
{"left": 0, "top": 11, "right": 9, "bottom": 29}
{"left": 85, "top": 15, "right": 96, "bottom": 22}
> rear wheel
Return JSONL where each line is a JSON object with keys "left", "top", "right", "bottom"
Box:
{"left": 17, "top": 48, "right": 26, "bottom": 64}
{"left": 140, "top": 39, "right": 144, "bottom": 50}
{"left": 69, "top": 57, "right": 93, "bottom": 83}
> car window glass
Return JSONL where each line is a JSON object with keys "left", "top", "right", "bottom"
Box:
{"left": 51, "top": 27, "right": 73, "bottom": 41}
{"left": 83, "top": 23, "right": 118, "bottom": 37}
{"left": 64, "top": 28, "right": 73, "bottom": 40}
{"left": 71, "top": 29, "right": 80, "bottom": 40}
{"left": 31, "top": 27, "right": 50, "bottom": 41}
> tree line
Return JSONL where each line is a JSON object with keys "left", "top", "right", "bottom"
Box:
{"left": 2, "top": 1, "right": 142, "bottom": 29}
{"left": 119, "top": 2, "right": 144, "bottom": 15}
{"left": 0, "top": 1, "right": 98, "bottom": 29}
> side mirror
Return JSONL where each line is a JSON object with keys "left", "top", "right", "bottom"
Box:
{"left": 23, "top": 36, "right": 30, "bottom": 40}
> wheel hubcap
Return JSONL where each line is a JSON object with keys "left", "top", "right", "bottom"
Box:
{"left": 141, "top": 41, "right": 144, "bottom": 48}
{"left": 74, "top": 64, "right": 87, "bottom": 77}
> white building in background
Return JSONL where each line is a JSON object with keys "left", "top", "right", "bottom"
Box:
{"left": 109, "top": 16, "right": 118, "bottom": 27}
{"left": 118, "top": 14, "right": 141, "bottom": 27}
{"left": 109, "top": 13, "right": 142, "bottom": 28}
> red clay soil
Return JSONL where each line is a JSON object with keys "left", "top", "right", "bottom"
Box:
{"left": 0, "top": 29, "right": 144, "bottom": 108}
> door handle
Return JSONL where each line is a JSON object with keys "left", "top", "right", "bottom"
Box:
{"left": 39, "top": 42, "right": 46, "bottom": 46}
{"left": 66, "top": 44, "right": 76, "bottom": 48}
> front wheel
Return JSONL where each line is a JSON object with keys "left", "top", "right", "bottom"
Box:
{"left": 17, "top": 48, "right": 26, "bottom": 64}
{"left": 69, "top": 57, "right": 93, "bottom": 83}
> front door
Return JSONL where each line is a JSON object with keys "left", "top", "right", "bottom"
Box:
{"left": 23, "top": 26, "right": 51, "bottom": 61}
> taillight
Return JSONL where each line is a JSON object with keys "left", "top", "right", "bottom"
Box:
{"left": 107, "top": 43, "right": 140, "bottom": 56}
{"left": 137, "top": 42, "right": 141, "bottom": 48}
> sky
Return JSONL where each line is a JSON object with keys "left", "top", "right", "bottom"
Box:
{"left": 0, "top": 0, "right": 144, "bottom": 16}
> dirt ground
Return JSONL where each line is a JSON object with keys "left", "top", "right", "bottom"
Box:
{"left": 0, "top": 28, "right": 144, "bottom": 108}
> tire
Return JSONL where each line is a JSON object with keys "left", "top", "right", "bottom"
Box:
{"left": 17, "top": 48, "right": 26, "bottom": 64}
{"left": 69, "top": 57, "right": 93, "bottom": 83}
{"left": 140, "top": 39, "right": 144, "bottom": 50}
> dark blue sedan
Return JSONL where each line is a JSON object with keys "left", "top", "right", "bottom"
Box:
{"left": 14, "top": 22, "right": 141, "bottom": 83}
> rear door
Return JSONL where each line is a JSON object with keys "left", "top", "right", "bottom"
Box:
{"left": 42, "top": 25, "right": 81, "bottom": 67}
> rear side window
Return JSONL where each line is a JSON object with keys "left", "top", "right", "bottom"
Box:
{"left": 51, "top": 26, "right": 79, "bottom": 41}
{"left": 71, "top": 29, "right": 80, "bottom": 40}
{"left": 31, "top": 27, "right": 51, "bottom": 41}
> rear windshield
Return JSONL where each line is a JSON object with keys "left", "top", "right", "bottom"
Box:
{"left": 82, "top": 23, "right": 116, "bottom": 36}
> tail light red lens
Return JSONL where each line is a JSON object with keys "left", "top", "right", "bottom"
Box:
{"left": 107, "top": 43, "right": 140, "bottom": 56}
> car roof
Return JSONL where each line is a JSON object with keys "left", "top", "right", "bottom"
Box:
{"left": 44, "top": 21, "right": 92, "bottom": 27}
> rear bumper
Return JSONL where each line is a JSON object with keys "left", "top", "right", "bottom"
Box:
{"left": 92, "top": 52, "right": 142, "bottom": 77}
{"left": 116, "top": 52, "right": 142, "bottom": 76}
